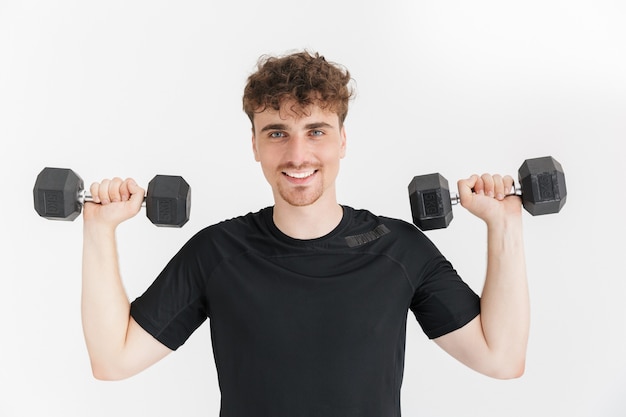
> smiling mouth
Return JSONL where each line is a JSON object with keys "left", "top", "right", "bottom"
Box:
{"left": 283, "top": 170, "right": 317, "bottom": 179}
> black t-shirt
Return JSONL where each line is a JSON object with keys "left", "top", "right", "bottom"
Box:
{"left": 130, "top": 206, "right": 480, "bottom": 417}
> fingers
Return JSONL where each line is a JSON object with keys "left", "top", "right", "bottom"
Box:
{"left": 457, "top": 172, "right": 520, "bottom": 226}
{"left": 485, "top": 174, "right": 498, "bottom": 199}
{"left": 502, "top": 174, "right": 515, "bottom": 197}
{"left": 461, "top": 173, "right": 514, "bottom": 200}
{"left": 488, "top": 174, "right": 515, "bottom": 200}
{"left": 89, "top": 178, "right": 141, "bottom": 204}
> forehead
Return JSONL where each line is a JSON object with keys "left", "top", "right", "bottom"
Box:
{"left": 252, "top": 100, "right": 339, "bottom": 128}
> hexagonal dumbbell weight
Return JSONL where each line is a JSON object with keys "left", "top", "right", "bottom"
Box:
{"left": 408, "top": 156, "right": 567, "bottom": 231}
{"left": 33, "top": 167, "right": 191, "bottom": 227}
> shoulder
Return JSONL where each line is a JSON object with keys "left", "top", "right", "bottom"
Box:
{"left": 344, "top": 206, "right": 444, "bottom": 261}
{"left": 196, "top": 208, "right": 268, "bottom": 236}
{"left": 346, "top": 206, "right": 428, "bottom": 242}
{"left": 178, "top": 208, "right": 271, "bottom": 259}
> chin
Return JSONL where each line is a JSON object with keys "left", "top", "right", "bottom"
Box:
{"left": 279, "top": 190, "right": 323, "bottom": 207}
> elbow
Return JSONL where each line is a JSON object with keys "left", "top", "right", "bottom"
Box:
{"left": 494, "top": 365, "right": 525, "bottom": 380}
{"left": 90, "top": 361, "right": 133, "bottom": 382}
{"left": 511, "top": 358, "right": 526, "bottom": 379}
{"left": 91, "top": 367, "right": 122, "bottom": 382}
{"left": 489, "top": 356, "right": 526, "bottom": 380}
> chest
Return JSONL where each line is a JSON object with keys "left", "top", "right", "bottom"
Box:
{"left": 206, "top": 252, "right": 413, "bottom": 348}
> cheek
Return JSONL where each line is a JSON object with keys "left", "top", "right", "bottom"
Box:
{"left": 257, "top": 152, "right": 280, "bottom": 176}
{"left": 323, "top": 146, "right": 345, "bottom": 164}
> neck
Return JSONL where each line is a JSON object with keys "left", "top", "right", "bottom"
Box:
{"left": 273, "top": 198, "right": 344, "bottom": 240}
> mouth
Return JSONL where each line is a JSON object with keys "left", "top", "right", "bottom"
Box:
{"left": 282, "top": 169, "right": 318, "bottom": 183}
{"left": 283, "top": 170, "right": 316, "bottom": 179}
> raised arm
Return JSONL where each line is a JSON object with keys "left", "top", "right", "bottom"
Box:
{"left": 81, "top": 177, "right": 171, "bottom": 380}
{"left": 434, "top": 173, "right": 529, "bottom": 379}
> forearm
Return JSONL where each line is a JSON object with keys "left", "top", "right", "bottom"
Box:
{"left": 81, "top": 222, "right": 131, "bottom": 374}
{"left": 480, "top": 216, "right": 529, "bottom": 369}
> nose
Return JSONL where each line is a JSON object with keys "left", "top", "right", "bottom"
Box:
{"left": 284, "top": 134, "right": 309, "bottom": 166}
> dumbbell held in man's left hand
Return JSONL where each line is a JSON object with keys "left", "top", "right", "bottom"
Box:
{"left": 33, "top": 167, "right": 191, "bottom": 227}
{"left": 407, "top": 156, "right": 567, "bottom": 231}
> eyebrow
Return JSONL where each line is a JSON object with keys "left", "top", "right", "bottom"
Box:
{"left": 260, "top": 123, "right": 288, "bottom": 133}
{"left": 259, "top": 122, "right": 335, "bottom": 133}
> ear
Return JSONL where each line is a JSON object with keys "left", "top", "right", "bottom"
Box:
{"left": 251, "top": 128, "right": 260, "bottom": 162}
{"left": 339, "top": 125, "right": 347, "bottom": 159}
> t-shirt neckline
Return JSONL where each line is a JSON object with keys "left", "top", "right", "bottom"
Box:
{"left": 262, "top": 205, "right": 352, "bottom": 246}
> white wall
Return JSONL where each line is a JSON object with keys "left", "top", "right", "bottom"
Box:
{"left": 1, "top": 1, "right": 625, "bottom": 416}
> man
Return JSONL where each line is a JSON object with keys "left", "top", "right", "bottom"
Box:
{"left": 81, "top": 51, "right": 529, "bottom": 416}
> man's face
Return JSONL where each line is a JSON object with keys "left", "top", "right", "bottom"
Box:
{"left": 251, "top": 101, "right": 347, "bottom": 208}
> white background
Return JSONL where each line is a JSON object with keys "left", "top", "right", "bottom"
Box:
{"left": 1, "top": 1, "right": 625, "bottom": 416}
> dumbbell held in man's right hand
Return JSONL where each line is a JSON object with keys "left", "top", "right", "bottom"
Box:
{"left": 407, "top": 156, "right": 567, "bottom": 231}
{"left": 33, "top": 167, "right": 191, "bottom": 227}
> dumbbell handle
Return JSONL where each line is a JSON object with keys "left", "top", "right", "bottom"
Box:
{"left": 78, "top": 190, "right": 147, "bottom": 207}
{"left": 449, "top": 185, "right": 522, "bottom": 205}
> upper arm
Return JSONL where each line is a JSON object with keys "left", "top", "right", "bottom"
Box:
{"left": 92, "top": 317, "right": 172, "bottom": 381}
{"left": 433, "top": 315, "right": 489, "bottom": 370}
{"left": 433, "top": 315, "right": 523, "bottom": 379}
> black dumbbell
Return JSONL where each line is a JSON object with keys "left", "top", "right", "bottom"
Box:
{"left": 33, "top": 167, "right": 191, "bottom": 227}
{"left": 408, "top": 156, "right": 567, "bottom": 231}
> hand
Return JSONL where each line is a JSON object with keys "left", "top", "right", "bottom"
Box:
{"left": 83, "top": 177, "right": 145, "bottom": 228}
{"left": 457, "top": 173, "right": 522, "bottom": 227}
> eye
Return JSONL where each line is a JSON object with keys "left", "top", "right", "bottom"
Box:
{"left": 269, "top": 131, "right": 286, "bottom": 139}
{"left": 310, "top": 130, "right": 324, "bottom": 137}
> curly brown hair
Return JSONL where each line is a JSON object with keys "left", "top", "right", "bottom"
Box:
{"left": 242, "top": 51, "right": 354, "bottom": 127}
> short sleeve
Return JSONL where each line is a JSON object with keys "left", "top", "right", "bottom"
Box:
{"left": 410, "top": 256, "right": 480, "bottom": 339}
{"left": 130, "top": 236, "right": 210, "bottom": 351}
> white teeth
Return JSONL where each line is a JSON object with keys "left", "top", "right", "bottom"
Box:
{"left": 285, "top": 171, "right": 315, "bottom": 179}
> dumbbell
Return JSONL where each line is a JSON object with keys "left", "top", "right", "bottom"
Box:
{"left": 33, "top": 167, "right": 191, "bottom": 227}
{"left": 408, "top": 156, "right": 567, "bottom": 230}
